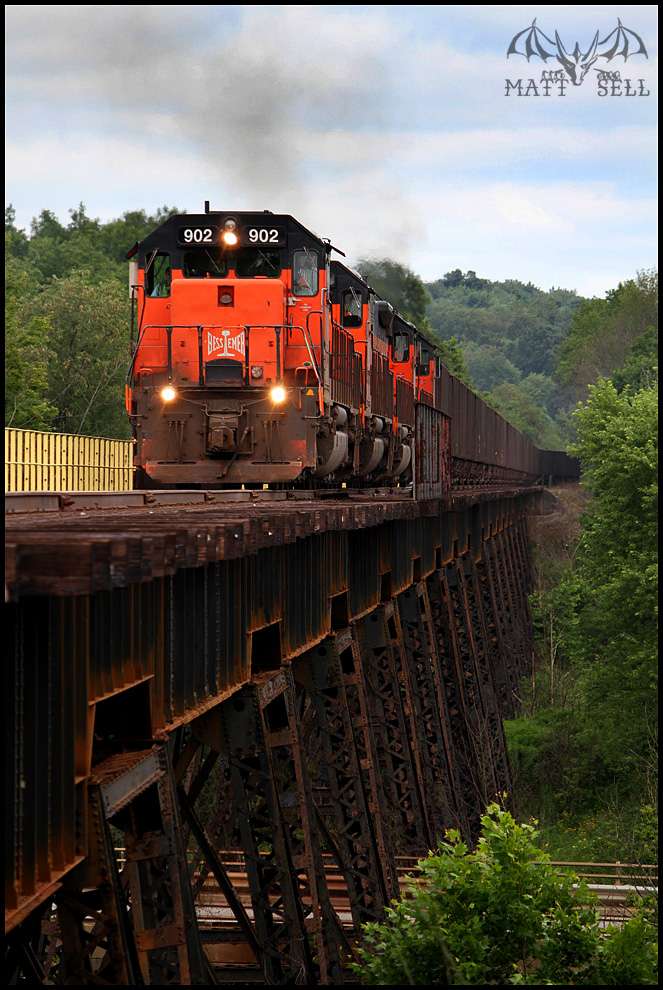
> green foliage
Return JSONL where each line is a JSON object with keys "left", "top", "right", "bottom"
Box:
{"left": 356, "top": 257, "right": 431, "bottom": 327}
{"left": 426, "top": 273, "right": 580, "bottom": 379}
{"left": 21, "top": 270, "right": 131, "bottom": 438}
{"left": 433, "top": 335, "right": 474, "bottom": 386}
{"left": 536, "top": 805, "right": 658, "bottom": 865}
{"left": 504, "top": 709, "right": 579, "bottom": 822}
{"left": 5, "top": 240, "right": 57, "bottom": 429}
{"left": 6, "top": 202, "right": 182, "bottom": 284}
{"left": 570, "top": 379, "right": 657, "bottom": 654}
{"left": 588, "top": 911, "right": 658, "bottom": 987}
{"left": 5, "top": 202, "right": 184, "bottom": 439}
{"left": 506, "top": 371, "right": 657, "bottom": 859}
{"left": 556, "top": 271, "right": 658, "bottom": 400}
{"left": 424, "top": 270, "right": 582, "bottom": 446}
{"left": 462, "top": 342, "right": 522, "bottom": 391}
{"left": 352, "top": 803, "right": 657, "bottom": 985}
{"left": 566, "top": 380, "right": 658, "bottom": 795}
{"left": 482, "top": 382, "right": 565, "bottom": 449}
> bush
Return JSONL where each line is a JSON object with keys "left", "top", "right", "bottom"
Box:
{"left": 352, "top": 802, "right": 657, "bottom": 985}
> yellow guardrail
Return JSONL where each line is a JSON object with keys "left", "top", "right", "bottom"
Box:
{"left": 5, "top": 428, "right": 134, "bottom": 492}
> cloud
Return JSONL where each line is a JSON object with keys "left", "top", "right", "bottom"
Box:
{"left": 5, "top": 5, "right": 657, "bottom": 298}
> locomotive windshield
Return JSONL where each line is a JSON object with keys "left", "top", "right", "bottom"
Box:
{"left": 183, "top": 251, "right": 229, "bottom": 278}
{"left": 235, "top": 248, "right": 281, "bottom": 278}
{"left": 341, "top": 288, "right": 362, "bottom": 328}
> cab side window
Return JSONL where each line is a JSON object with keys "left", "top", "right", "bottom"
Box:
{"left": 418, "top": 344, "right": 432, "bottom": 375}
{"left": 292, "top": 249, "right": 319, "bottom": 296}
{"left": 341, "top": 289, "right": 362, "bottom": 328}
{"left": 145, "top": 251, "right": 171, "bottom": 297}
{"left": 391, "top": 332, "right": 410, "bottom": 363}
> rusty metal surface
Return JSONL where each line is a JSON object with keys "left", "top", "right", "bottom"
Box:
{"left": 7, "top": 489, "right": 542, "bottom": 983}
{"left": 414, "top": 403, "right": 450, "bottom": 499}
{"left": 5, "top": 487, "right": 541, "bottom": 602}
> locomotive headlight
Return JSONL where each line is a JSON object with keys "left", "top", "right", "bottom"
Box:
{"left": 270, "top": 386, "right": 286, "bottom": 404}
{"left": 161, "top": 386, "right": 177, "bottom": 402}
{"left": 222, "top": 218, "right": 238, "bottom": 246}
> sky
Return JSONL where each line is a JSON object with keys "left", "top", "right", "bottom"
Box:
{"left": 5, "top": 5, "right": 658, "bottom": 298}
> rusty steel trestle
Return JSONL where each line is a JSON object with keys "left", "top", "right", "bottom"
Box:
{"left": 6, "top": 498, "right": 540, "bottom": 984}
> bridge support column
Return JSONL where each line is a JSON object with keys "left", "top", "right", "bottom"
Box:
{"left": 395, "top": 583, "right": 465, "bottom": 840}
{"left": 191, "top": 673, "right": 344, "bottom": 986}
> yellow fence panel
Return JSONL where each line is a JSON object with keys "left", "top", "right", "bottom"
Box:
{"left": 5, "top": 429, "right": 134, "bottom": 492}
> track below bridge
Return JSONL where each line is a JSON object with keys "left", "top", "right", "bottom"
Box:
{"left": 7, "top": 483, "right": 545, "bottom": 984}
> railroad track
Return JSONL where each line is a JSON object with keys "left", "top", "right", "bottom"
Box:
{"left": 119, "top": 851, "right": 424, "bottom": 982}
{"left": 5, "top": 482, "right": 540, "bottom": 514}
{"left": 177, "top": 854, "right": 658, "bottom": 981}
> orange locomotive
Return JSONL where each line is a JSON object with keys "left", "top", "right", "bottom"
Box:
{"left": 126, "top": 206, "right": 439, "bottom": 491}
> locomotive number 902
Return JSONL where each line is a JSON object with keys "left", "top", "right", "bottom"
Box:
{"left": 246, "top": 227, "right": 285, "bottom": 245}
{"left": 128, "top": 207, "right": 577, "bottom": 493}
{"left": 177, "top": 225, "right": 218, "bottom": 245}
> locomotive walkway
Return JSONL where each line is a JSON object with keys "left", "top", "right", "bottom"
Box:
{"left": 7, "top": 482, "right": 549, "bottom": 984}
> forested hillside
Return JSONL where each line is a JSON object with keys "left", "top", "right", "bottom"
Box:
{"left": 425, "top": 269, "right": 583, "bottom": 448}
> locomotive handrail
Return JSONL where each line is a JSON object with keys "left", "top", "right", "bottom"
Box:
{"left": 300, "top": 313, "right": 323, "bottom": 383}
{"left": 129, "top": 282, "right": 147, "bottom": 358}
{"left": 303, "top": 286, "right": 329, "bottom": 391}
{"left": 129, "top": 322, "right": 322, "bottom": 390}
{"left": 126, "top": 323, "right": 175, "bottom": 386}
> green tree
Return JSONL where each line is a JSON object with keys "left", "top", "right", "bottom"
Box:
{"left": 7, "top": 202, "right": 184, "bottom": 285}
{"left": 556, "top": 271, "right": 657, "bottom": 401}
{"left": 483, "top": 382, "right": 565, "bottom": 449}
{"left": 356, "top": 257, "right": 431, "bottom": 327}
{"left": 434, "top": 335, "right": 473, "bottom": 386}
{"left": 505, "top": 376, "right": 657, "bottom": 851}
{"left": 5, "top": 204, "right": 29, "bottom": 258}
{"left": 5, "top": 242, "right": 56, "bottom": 429}
{"left": 463, "top": 342, "right": 522, "bottom": 391}
{"left": 353, "top": 803, "right": 657, "bottom": 985}
{"left": 567, "top": 380, "right": 658, "bottom": 785}
{"left": 22, "top": 270, "right": 130, "bottom": 438}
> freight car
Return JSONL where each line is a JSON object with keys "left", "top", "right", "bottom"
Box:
{"left": 125, "top": 206, "right": 578, "bottom": 494}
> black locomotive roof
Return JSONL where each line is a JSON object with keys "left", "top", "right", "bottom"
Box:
{"left": 133, "top": 209, "right": 330, "bottom": 255}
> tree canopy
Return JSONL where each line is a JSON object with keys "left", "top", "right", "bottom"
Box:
{"left": 355, "top": 257, "right": 431, "bottom": 328}
{"left": 5, "top": 203, "right": 183, "bottom": 437}
{"left": 504, "top": 370, "right": 657, "bottom": 857}
{"left": 556, "top": 270, "right": 658, "bottom": 401}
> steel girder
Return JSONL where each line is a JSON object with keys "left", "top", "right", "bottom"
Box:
{"left": 7, "top": 499, "right": 539, "bottom": 984}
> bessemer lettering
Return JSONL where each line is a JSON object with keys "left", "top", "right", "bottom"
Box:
{"left": 207, "top": 330, "right": 245, "bottom": 357}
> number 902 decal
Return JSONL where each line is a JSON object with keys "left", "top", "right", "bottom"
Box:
{"left": 246, "top": 226, "right": 286, "bottom": 246}
{"left": 248, "top": 228, "right": 278, "bottom": 243}
{"left": 177, "top": 224, "right": 286, "bottom": 247}
{"left": 177, "top": 226, "right": 218, "bottom": 245}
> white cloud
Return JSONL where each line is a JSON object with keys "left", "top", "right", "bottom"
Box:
{"left": 5, "top": 5, "right": 657, "bottom": 297}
